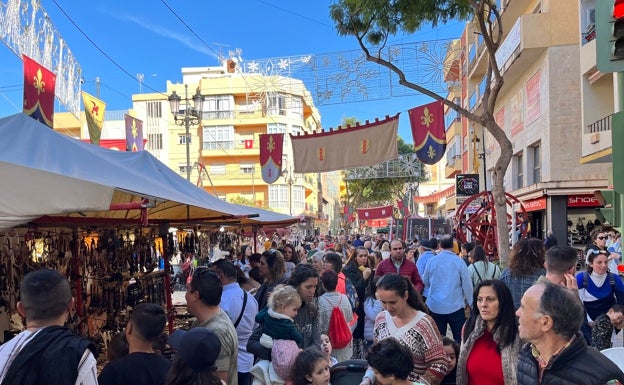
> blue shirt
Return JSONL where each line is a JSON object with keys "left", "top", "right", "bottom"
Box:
{"left": 422, "top": 249, "right": 473, "bottom": 313}
{"left": 221, "top": 282, "right": 259, "bottom": 372}
{"left": 416, "top": 250, "right": 436, "bottom": 297}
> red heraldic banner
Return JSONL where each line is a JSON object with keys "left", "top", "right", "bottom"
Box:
{"left": 22, "top": 55, "right": 56, "bottom": 128}
{"left": 357, "top": 205, "right": 394, "bottom": 221}
{"left": 290, "top": 114, "right": 399, "bottom": 173}
{"left": 409, "top": 100, "right": 446, "bottom": 165}
{"left": 125, "top": 114, "right": 144, "bottom": 152}
{"left": 259, "top": 134, "right": 284, "bottom": 184}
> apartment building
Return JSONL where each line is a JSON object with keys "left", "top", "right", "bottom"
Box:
{"left": 453, "top": 0, "right": 608, "bottom": 245}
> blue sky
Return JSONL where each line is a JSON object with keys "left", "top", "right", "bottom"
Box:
{"left": 0, "top": 0, "right": 465, "bottom": 143}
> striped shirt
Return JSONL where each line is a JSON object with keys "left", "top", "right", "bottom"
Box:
{"left": 0, "top": 329, "right": 98, "bottom": 385}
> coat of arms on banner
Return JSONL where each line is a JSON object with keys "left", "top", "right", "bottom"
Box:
{"left": 409, "top": 100, "right": 446, "bottom": 165}
{"left": 259, "top": 134, "right": 283, "bottom": 184}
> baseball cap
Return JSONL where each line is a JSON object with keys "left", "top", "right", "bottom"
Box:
{"left": 419, "top": 239, "right": 432, "bottom": 249}
{"left": 168, "top": 328, "right": 221, "bottom": 373}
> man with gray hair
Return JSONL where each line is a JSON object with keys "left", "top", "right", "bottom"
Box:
{"left": 516, "top": 281, "right": 624, "bottom": 384}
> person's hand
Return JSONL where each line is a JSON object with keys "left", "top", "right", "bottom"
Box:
{"left": 562, "top": 273, "right": 578, "bottom": 291}
{"left": 362, "top": 267, "right": 372, "bottom": 280}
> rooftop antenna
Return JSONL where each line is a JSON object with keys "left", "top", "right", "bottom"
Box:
{"left": 136, "top": 73, "right": 144, "bottom": 93}
{"left": 213, "top": 42, "right": 230, "bottom": 64}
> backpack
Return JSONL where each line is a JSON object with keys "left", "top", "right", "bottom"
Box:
{"left": 324, "top": 296, "right": 352, "bottom": 349}
{"left": 582, "top": 271, "right": 616, "bottom": 291}
{"left": 344, "top": 276, "right": 360, "bottom": 312}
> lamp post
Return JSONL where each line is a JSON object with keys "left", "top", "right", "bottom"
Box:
{"left": 282, "top": 169, "right": 297, "bottom": 216}
{"left": 168, "top": 84, "right": 204, "bottom": 181}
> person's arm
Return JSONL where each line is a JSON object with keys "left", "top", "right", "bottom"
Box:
{"left": 411, "top": 263, "right": 424, "bottom": 293}
{"left": 246, "top": 323, "right": 272, "bottom": 361}
{"left": 460, "top": 264, "right": 474, "bottom": 308}
{"left": 77, "top": 349, "right": 99, "bottom": 385}
{"left": 592, "top": 315, "right": 614, "bottom": 352}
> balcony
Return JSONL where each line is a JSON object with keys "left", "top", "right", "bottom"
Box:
{"left": 445, "top": 155, "right": 463, "bottom": 179}
{"left": 581, "top": 114, "right": 613, "bottom": 164}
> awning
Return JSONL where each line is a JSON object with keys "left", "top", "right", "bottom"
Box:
{"left": 414, "top": 185, "right": 455, "bottom": 204}
{"left": 0, "top": 113, "right": 254, "bottom": 229}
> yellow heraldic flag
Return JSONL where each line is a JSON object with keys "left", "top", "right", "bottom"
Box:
{"left": 82, "top": 91, "right": 106, "bottom": 145}
{"left": 290, "top": 114, "right": 400, "bottom": 173}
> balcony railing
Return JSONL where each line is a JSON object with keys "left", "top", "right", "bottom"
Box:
{"left": 586, "top": 114, "right": 612, "bottom": 134}
{"left": 582, "top": 24, "right": 596, "bottom": 46}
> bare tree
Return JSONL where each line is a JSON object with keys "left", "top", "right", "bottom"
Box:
{"left": 330, "top": 0, "right": 514, "bottom": 265}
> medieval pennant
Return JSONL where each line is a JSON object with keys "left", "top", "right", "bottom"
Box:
{"left": 409, "top": 100, "right": 446, "bottom": 165}
{"left": 290, "top": 114, "right": 399, "bottom": 173}
{"left": 22, "top": 55, "right": 56, "bottom": 128}
{"left": 82, "top": 91, "right": 106, "bottom": 145}
{"left": 259, "top": 133, "right": 284, "bottom": 184}
{"left": 356, "top": 205, "right": 394, "bottom": 221}
{"left": 125, "top": 114, "right": 144, "bottom": 152}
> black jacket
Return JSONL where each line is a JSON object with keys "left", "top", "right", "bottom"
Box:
{"left": 1, "top": 325, "right": 96, "bottom": 385}
{"left": 517, "top": 333, "right": 624, "bottom": 385}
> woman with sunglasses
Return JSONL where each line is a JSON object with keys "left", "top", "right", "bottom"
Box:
{"left": 577, "top": 229, "right": 624, "bottom": 329}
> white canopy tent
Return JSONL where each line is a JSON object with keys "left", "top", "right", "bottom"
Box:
{"left": 0, "top": 113, "right": 265, "bottom": 229}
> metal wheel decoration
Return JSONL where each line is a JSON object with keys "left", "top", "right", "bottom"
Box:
{"left": 454, "top": 191, "right": 527, "bottom": 259}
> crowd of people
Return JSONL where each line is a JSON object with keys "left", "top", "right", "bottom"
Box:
{"left": 2, "top": 230, "right": 624, "bottom": 385}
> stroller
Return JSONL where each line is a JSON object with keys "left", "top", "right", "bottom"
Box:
{"left": 330, "top": 359, "right": 368, "bottom": 385}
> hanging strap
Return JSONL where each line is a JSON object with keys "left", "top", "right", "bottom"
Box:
{"left": 234, "top": 291, "right": 248, "bottom": 328}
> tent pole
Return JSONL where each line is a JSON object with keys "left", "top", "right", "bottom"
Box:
{"left": 71, "top": 230, "right": 84, "bottom": 334}
{"left": 159, "top": 222, "right": 174, "bottom": 334}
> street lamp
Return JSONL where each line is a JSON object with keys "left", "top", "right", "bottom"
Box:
{"left": 282, "top": 169, "right": 297, "bottom": 216}
{"left": 168, "top": 84, "right": 204, "bottom": 181}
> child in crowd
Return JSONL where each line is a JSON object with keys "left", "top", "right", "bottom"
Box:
{"left": 106, "top": 332, "right": 129, "bottom": 362}
{"left": 249, "top": 339, "right": 301, "bottom": 385}
{"left": 363, "top": 276, "right": 383, "bottom": 356}
{"left": 166, "top": 328, "right": 225, "bottom": 385}
{"left": 592, "top": 304, "right": 624, "bottom": 351}
{"left": 366, "top": 338, "right": 414, "bottom": 385}
{"left": 440, "top": 337, "right": 459, "bottom": 385}
{"left": 321, "top": 333, "right": 338, "bottom": 366}
{"left": 291, "top": 347, "right": 331, "bottom": 385}
{"left": 255, "top": 284, "right": 303, "bottom": 348}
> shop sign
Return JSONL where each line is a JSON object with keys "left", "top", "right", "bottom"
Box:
{"left": 567, "top": 194, "right": 600, "bottom": 208}
{"left": 521, "top": 197, "right": 547, "bottom": 212}
{"left": 456, "top": 174, "right": 480, "bottom": 197}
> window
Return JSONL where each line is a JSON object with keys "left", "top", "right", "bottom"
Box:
{"left": 266, "top": 94, "right": 286, "bottom": 116}
{"left": 291, "top": 96, "right": 303, "bottom": 120}
{"left": 267, "top": 123, "right": 287, "bottom": 134}
{"left": 147, "top": 133, "right": 163, "bottom": 150}
{"left": 269, "top": 185, "right": 289, "bottom": 209}
{"left": 514, "top": 152, "right": 523, "bottom": 189}
{"left": 240, "top": 163, "right": 255, "bottom": 174}
{"left": 210, "top": 163, "right": 226, "bottom": 175}
{"left": 204, "top": 95, "right": 233, "bottom": 119}
{"left": 292, "top": 185, "right": 305, "bottom": 212}
{"left": 179, "top": 134, "right": 191, "bottom": 145}
{"left": 292, "top": 125, "right": 303, "bottom": 136}
{"left": 202, "top": 125, "right": 234, "bottom": 150}
{"left": 147, "top": 101, "right": 162, "bottom": 118}
{"left": 530, "top": 144, "right": 541, "bottom": 184}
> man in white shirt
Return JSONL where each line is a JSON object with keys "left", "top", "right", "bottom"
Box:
{"left": 0, "top": 269, "right": 98, "bottom": 385}
{"left": 211, "top": 259, "right": 259, "bottom": 385}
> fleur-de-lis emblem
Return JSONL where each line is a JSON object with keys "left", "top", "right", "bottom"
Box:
{"left": 427, "top": 145, "right": 436, "bottom": 159}
{"left": 420, "top": 106, "right": 434, "bottom": 127}
{"left": 131, "top": 120, "right": 138, "bottom": 138}
{"left": 33, "top": 68, "right": 45, "bottom": 95}
{"left": 267, "top": 136, "right": 275, "bottom": 152}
